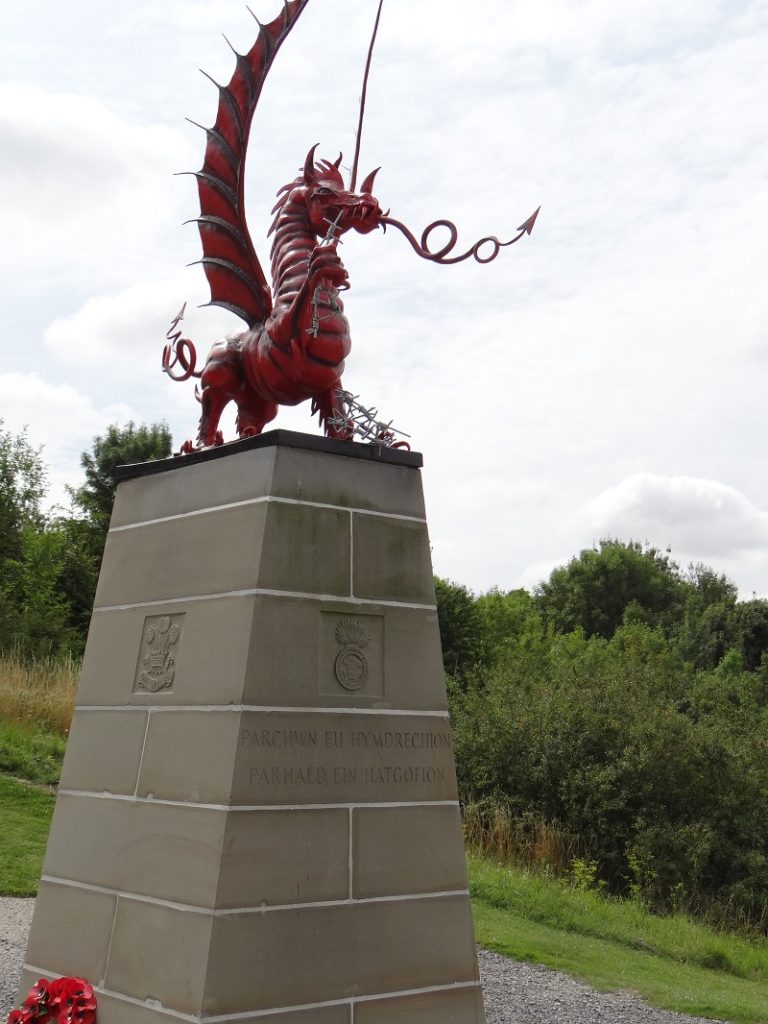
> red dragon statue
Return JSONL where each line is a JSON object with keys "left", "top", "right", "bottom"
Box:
{"left": 163, "top": 0, "right": 538, "bottom": 450}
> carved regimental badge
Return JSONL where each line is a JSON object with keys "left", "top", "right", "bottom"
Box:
{"left": 320, "top": 611, "right": 383, "bottom": 698}
{"left": 135, "top": 614, "right": 184, "bottom": 692}
{"left": 334, "top": 617, "right": 371, "bottom": 691}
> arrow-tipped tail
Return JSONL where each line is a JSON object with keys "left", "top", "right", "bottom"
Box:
{"left": 518, "top": 206, "right": 541, "bottom": 235}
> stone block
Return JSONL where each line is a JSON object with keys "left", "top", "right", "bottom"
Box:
{"left": 356, "top": 986, "right": 486, "bottom": 1023}
{"left": 136, "top": 710, "right": 242, "bottom": 804}
{"left": 94, "top": 503, "right": 270, "bottom": 608}
{"left": 257, "top": 501, "right": 351, "bottom": 595}
{"left": 109, "top": 447, "right": 277, "bottom": 529}
{"left": 24, "top": 881, "right": 116, "bottom": 984}
{"left": 59, "top": 710, "right": 148, "bottom": 795}
{"left": 270, "top": 445, "right": 426, "bottom": 518}
{"left": 243, "top": 599, "right": 447, "bottom": 711}
{"left": 77, "top": 597, "right": 256, "bottom": 707}
{"left": 98, "top": 501, "right": 351, "bottom": 608}
{"left": 352, "top": 804, "right": 468, "bottom": 899}
{"left": 226, "top": 1009, "right": 350, "bottom": 1024}
{"left": 217, "top": 808, "right": 349, "bottom": 907}
{"left": 352, "top": 514, "right": 435, "bottom": 604}
{"left": 42, "top": 794, "right": 225, "bottom": 908}
{"left": 80, "top": 993, "right": 190, "bottom": 1024}
{"left": 203, "top": 895, "right": 479, "bottom": 1014}
{"left": 105, "top": 900, "right": 213, "bottom": 1014}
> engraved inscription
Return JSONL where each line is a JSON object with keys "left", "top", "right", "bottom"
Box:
{"left": 320, "top": 612, "right": 384, "bottom": 698}
{"left": 134, "top": 614, "right": 184, "bottom": 692}
{"left": 248, "top": 765, "right": 447, "bottom": 786}
{"left": 236, "top": 713, "right": 457, "bottom": 804}
{"left": 240, "top": 728, "right": 318, "bottom": 747}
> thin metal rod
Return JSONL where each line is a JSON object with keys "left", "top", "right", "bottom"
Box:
{"left": 350, "top": 0, "right": 384, "bottom": 192}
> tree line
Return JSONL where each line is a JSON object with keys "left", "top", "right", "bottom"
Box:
{"left": 437, "top": 543, "right": 768, "bottom": 929}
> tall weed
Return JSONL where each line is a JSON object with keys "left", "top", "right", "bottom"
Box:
{"left": 464, "top": 801, "right": 579, "bottom": 876}
{"left": 0, "top": 649, "right": 77, "bottom": 737}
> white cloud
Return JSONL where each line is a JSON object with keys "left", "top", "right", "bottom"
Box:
{"left": 0, "top": 83, "right": 195, "bottom": 291}
{"left": 580, "top": 473, "right": 768, "bottom": 557}
{"left": 0, "top": 372, "right": 140, "bottom": 508}
{"left": 43, "top": 269, "right": 238, "bottom": 373}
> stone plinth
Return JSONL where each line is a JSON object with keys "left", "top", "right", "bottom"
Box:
{"left": 18, "top": 431, "right": 485, "bottom": 1024}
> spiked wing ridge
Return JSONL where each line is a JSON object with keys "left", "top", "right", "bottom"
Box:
{"left": 191, "top": 0, "right": 311, "bottom": 327}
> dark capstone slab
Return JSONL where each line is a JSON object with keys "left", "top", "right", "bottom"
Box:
{"left": 115, "top": 429, "right": 423, "bottom": 481}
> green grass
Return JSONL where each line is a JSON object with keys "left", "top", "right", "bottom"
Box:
{"left": 0, "top": 720, "right": 66, "bottom": 785}
{"left": 469, "top": 854, "right": 768, "bottom": 1023}
{"left": 0, "top": 774, "right": 55, "bottom": 895}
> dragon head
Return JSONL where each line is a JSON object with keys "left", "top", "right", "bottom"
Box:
{"left": 301, "top": 145, "right": 383, "bottom": 239}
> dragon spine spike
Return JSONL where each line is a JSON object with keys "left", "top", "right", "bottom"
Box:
{"left": 197, "top": 256, "right": 259, "bottom": 285}
{"left": 187, "top": 120, "right": 240, "bottom": 175}
{"left": 245, "top": 5, "right": 264, "bottom": 28}
{"left": 222, "top": 33, "right": 238, "bottom": 56}
{"left": 192, "top": 215, "right": 249, "bottom": 246}
{"left": 198, "top": 68, "right": 221, "bottom": 89}
{"left": 193, "top": 170, "right": 237, "bottom": 204}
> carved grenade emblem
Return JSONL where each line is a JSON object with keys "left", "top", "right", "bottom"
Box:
{"left": 138, "top": 616, "right": 181, "bottom": 692}
{"left": 334, "top": 617, "right": 370, "bottom": 691}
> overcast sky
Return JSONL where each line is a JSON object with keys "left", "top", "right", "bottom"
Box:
{"left": 2, "top": 0, "right": 768, "bottom": 597}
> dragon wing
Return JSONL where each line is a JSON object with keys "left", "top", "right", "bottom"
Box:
{"left": 190, "top": 0, "right": 311, "bottom": 328}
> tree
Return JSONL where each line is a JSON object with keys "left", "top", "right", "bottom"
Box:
{"left": 0, "top": 420, "right": 46, "bottom": 563}
{"left": 0, "top": 421, "right": 48, "bottom": 651}
{"left": 65, "top": 422, "right": 173, "bottom": 636}
{"left": 434, "top": 577, "right": 484, "bottom": 681}
{"left": 69, "top": 421, "right": 172, "bottom": 542}
{"left": 733, "top": 599, "right": 768, "bottom": 673}
{"left": 535, "top": 539, "right": 684, "bottom": 640}
{"left": 474, "top": 587, "right": 540, "bottom": 665}
{"left": 7, "top": 526, "right": 80, "bottom": 656}
{"left": 675, "top": 563, "right": 738, "bottom": 670}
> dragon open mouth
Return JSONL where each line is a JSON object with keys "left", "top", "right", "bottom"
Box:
{"left": 347, "top": 200, "right": 381, "bottom": 233}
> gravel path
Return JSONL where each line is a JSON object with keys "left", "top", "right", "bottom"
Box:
{"left": 1, "top": 898, "right": 728, "bottom": 1023}
{"left": 1, "top": 899, "right": 35, "bottom": 1019}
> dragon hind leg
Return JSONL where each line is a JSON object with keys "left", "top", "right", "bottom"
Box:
{"left": 196, "top": 339, "right": 245, "bottom": 447}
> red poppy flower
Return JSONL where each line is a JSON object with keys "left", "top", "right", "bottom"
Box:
{"left": 8, "top": 1010, "right": 34, "bottom": 1024}
{"left": 61, "top": 997, "right": 96, "bottom": 1024}
{"left": 48, "top": 980, "right": 90, "bottom": 1014}
{"left": 22, "top": 979, "right": 51, "bottom": 1023}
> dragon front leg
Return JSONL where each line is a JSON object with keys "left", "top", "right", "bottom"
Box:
{"left": 313, "top": 384, "right": 354, "bottom": 440}
{"left": 268, "top": 244, "right": 349, "bottom": 347}
{"left": 235, "top": 394, "right": 279, "bottom": 438}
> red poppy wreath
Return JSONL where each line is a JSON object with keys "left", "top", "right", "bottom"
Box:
{"left": 7, "top": 978, "right": 96, "bottom": 1024}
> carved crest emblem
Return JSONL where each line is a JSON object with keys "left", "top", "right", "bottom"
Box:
{"left": 137, "top": 615, "right": 182, "bottom": 692}
{"left": 334, "top": 617, "right": 371, "bottom": 691}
